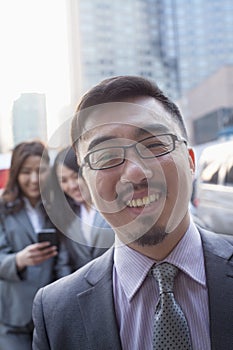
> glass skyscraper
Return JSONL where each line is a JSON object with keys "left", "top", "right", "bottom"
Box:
{"left": 67, "top": 0, "right": 179, "bottom": 102}
{"left": 67, "top": 0, "right": 233, "bottom": 101}
{"left": 171, "top": 0, "right": 233, "bottom": 95}
{"left": 12, "top": 93, "right": 47, "bottom": 146}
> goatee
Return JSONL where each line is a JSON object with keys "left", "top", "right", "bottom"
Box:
{"left": 135, "top": 218, "right": 168, "bottom": 246}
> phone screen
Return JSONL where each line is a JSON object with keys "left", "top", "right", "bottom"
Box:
{"left": 37, "top": 228, "right": 58, "bottom": 247}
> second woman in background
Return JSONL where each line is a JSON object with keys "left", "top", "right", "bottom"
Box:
{"left": 46, "top": 146, "right": 115, "bottom": 271}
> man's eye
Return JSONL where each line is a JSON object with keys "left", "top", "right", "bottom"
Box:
{"left": 140, "top": 140, "right": 171, "bottom": 156}
{"left": 92, "top": 149, "right": 122, "bottom": 167}
{"left": 147, "top": 142, "right": 166, "bottom": 149}
{"left": 97, "top": 152, "right": 118, "bottom": 164}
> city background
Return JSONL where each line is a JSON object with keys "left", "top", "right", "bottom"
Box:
{"left": 1, "top": 0, "right": 233, "bottom": 185}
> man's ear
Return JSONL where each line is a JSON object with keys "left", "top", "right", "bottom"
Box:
{"left": 188, "top": 148, "right": 195, "bottom": 175}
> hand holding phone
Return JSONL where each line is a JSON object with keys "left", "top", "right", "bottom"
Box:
{"left": 16, "top": 241, "right": 58, "bottom": 270}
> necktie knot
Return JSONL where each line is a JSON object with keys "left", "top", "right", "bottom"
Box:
{"left": 151, "top": 262, "right": 178, "bottom": 294}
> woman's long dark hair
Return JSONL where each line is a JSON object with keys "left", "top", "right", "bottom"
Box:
{"left": 43, "top": 146, "right": 82, "bottom": 236}
{"left": 1, "top": 140, "right": 50, "bottom": 213}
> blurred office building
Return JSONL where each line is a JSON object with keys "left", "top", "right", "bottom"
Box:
{"left": 171, "top": 0, "right": 233, "bottom": 96}
{"left": 178, "top": 65, "right": 233, "bottom": 147}
{"left": 66, "top": 0, "right": 233, "bottom": 106}
{"left": 0, "top": 113, "right": 11, "bottom": 153}
{"left": 12, "top": 93, "right": 48, "bottom": 146}
{"left": 66, "top": 0, "right": 180, "bottom": 106}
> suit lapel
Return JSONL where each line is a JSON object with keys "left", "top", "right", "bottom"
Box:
{"left": 14, "top": 208, "right": 37, "bottom": 242}
{"left": 77, "top": 248, "right": 122, "bottom": 350}
{"left": 200, "top": 229, "right": 233, "bottom": 349}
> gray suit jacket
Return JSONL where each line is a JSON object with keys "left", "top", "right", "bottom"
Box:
{"left": 0, "top": 207, "right": 71, "bottom": 327}
{"left": 32, "top": 228, "right": 233, "bottom": 350}
{"left": 62, "top": 211, "right": 115, "bottom": 271}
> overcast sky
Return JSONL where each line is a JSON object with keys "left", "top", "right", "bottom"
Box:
{"left": 0, "top": 0, "right": 71, "bottom": 150}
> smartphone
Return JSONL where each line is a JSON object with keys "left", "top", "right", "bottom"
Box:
{"left": 37, "top": 228, "right": 59, "bottom": 247}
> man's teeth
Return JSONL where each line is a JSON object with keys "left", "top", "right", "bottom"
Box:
{"left": 126, "top": 194, "right": 159, "bottom": 208}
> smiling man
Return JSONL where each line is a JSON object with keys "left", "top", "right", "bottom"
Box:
{"left": 32, "top": 76, "right": 233, "bottom": 350}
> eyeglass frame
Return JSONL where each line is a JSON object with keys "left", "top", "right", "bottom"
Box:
{"left": 81, "top": 133, "right": 187, "bottom": 171}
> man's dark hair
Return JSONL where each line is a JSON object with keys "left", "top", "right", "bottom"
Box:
{"left": 43, "top": 146, "right": 82, "bottom": 234}
{"left": 71, "top": 75, "right": 188, "bottom": 148}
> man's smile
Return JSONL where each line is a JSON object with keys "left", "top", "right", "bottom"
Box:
{"left": 126, "top": 193, "right": 160, "bottom": 208}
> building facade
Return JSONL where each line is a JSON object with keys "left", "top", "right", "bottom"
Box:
{"left": 172, "top": 0, "right": 233, "bottom": 95}
{"left": 12, "top": 93, "right": 47, "bottom": 146}
{"left": 66, "top": 0, "right": 233, "bottom": 146}
{"left": 66, "top": 0, "right": 180, "bottom": 106}
{"left": 178, "top": 65, "right": 233, "bottom": 146}
{"left": 66, "top": 0, "right": 233, "bottom": 105}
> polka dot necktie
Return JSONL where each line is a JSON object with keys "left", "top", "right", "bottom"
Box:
{"left": 151, "top": 262, "right": 192, "bottom": 349}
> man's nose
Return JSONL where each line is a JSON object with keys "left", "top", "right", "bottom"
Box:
{"left": 120, "top": 149, "right": 153, "bottom": 184}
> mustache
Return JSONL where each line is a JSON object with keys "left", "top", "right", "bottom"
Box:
{"left": 116, "top": 181, "right": 167, "bottom": 201}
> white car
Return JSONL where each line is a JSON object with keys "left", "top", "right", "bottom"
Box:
{"left": 195, "top": 140, "right": 233, "bottom": 235}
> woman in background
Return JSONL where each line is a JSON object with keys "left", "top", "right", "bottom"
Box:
{"left": 0, "top": 141, "right": 70, "bottom": 350}
{"left": 46, "top": 146, "right": 115, "bottom": 271}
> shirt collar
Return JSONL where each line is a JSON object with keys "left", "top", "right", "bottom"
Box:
{"left": 114, "top": 220, "right": 206, "bottom": 301}
{"left": 23, "top": 197, "right": 42, "bottom": 211}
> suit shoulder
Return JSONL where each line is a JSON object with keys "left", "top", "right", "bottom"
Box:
{"left": 200, "top": 227, "right": 233, "bottom": 244}
{"left": 41, "top": 260, "right": 94, "bottom": 296}
{"left": 38, "top": 247, "right": 114, "bottom": 302}
{"left": 199, "top": 227, "right": 233, "bottom": 258}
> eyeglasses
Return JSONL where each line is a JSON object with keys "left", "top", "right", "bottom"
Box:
{"left": 82, "top": 133, "right": 187, "bottom": 170}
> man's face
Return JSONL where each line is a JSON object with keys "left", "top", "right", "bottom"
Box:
{"left": 77, "top": 97, "right": 194, "bottom": 245}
